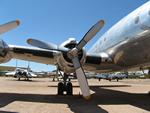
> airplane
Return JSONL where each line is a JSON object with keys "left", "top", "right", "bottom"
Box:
{"left": 95, "top": 72, "right": 128, "bottom": 82}
{"left": 5, "top": 67, "right": 38, "bottom": 81}
{"left": 0, "top": 1, "right": 149, "bottom": 99}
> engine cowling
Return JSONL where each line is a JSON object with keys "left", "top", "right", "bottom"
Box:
{"left": 0, "top": 40, "right": 11, "bottom": 63}
{"left": 55, "top": 38, "right": 86, "bottom": 73}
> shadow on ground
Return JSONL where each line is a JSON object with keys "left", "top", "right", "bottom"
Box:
{"left": 0, "top": 85, "right": 150, "bottom": 113}
{"left": 48, "top": 84, "right": 131, "bottom": 88}
{"left": 6, "top": 79, "right": 46, "bottom": 82}
{"left": 0, "top": 111, "right": 18, "bottom": 113}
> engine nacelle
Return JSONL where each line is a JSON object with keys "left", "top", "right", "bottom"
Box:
{"left": 54, "top": 38, "right": 86, "bottom": 73}
{"left": 0, "top": 40, "right": 11, "bottom": 63}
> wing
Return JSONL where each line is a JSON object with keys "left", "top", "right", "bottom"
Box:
{"left": 5, "top": 71, "right": 16, "bottom": 76}
{"left": 29, "top": 72, "right": 38, "bottom": 77}
{"left": 9, "top": 45, "right": 121, "bottom": 73}
{"left": 83, "top": 53, "right": 122, "bottom": 73}
{"left": 9, "top": 45, "right": 57, "bottom": 65}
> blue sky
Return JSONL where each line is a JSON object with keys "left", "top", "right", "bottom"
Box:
{"left": 0, "top": 0, "right": 148, "bottom": 71}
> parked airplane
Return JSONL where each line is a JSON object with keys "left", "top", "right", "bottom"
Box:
{"left": 95, "top": 73, "right": 128, "bottom": 82}
{"left": 5, "top": 67, "right": 38, "bottom": 80}
{"left": 0, "top": 1, "right": 149, "bottom": 99}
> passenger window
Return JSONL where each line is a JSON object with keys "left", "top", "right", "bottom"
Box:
{"left": 134, "top": 16, "right": 139, "bottom": 24}
{"left": 99, "top": 41, "right": 101, "bottom": 45}
{"left": 104, "top": 37, "right": 106, "bottom": 41}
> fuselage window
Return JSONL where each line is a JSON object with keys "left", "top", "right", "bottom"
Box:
{"left": 104, "top": 37, "right": 106, "bottom": 41}
{"left": 99, "top": 41, "right": 102, "bottom": 45}
{"left": 94, "top": 44, "right": 98, "bottom": 52}
{"left": 134, "top": 16, "right": 139, "bottom": 24}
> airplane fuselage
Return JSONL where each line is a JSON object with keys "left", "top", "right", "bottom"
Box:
{"left": 89, "top": 1, "right": 150, "bottom": 71}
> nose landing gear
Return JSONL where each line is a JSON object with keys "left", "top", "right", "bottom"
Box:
{"left": 57, "top": 73, "right": 73, "bottom": 95}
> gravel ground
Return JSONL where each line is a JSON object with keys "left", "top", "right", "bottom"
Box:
{"left": 0, "top": 77, "right": 149, "bottom": 113}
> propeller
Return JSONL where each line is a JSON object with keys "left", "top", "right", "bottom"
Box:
{"left": 68, "top": 20, "right": 104, "bottom": 99}
{"left": 27, "top": 38, "right": 57, "bottom": 50}
{"left": 77, "top": 20, "right": 104, "bottom": 50}
{"left": 27, "top": 38, "right": 69, "bottom": 52}
{"left": 0, "top": 20, "right": 20, "bottom": 35}
{"left": 26, "top": 20, "right": 105, "bottom": 99}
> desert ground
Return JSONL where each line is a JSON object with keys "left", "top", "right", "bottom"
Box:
{"left": 0, "top": 77, "right": 150, "bottom": 113}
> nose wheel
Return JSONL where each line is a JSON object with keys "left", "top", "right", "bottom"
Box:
{"left": 66, "top": 82, "right": 73, "bottom": 95}
{"left": 57, "top": 73, "right": 73, "bottom": 95}
{"left": 58, "top": 82, "right": 64, "bottom": 95}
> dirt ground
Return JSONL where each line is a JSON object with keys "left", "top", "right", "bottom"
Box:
{"left": 0, "top": 77, "right": 149, "bottom": 113}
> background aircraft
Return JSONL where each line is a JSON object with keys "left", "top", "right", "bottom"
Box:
{"left": 5, "top": 67, "right": 37, "bottom": 81}
{"left": 0, "top": 1, "right": 149, "bottom": 99}
{"left": 95, "top": 73, "right": 128, "bottom": 82}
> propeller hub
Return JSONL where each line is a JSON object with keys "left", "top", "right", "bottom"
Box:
{"left": 67, "top": 48, "right": 78, "bottom": 59}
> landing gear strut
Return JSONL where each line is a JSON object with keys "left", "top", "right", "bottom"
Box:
{"left": 57, "top": 73, "right": 73, "bottom": 95}
{"left": 52, "top": 65, "right": 60, "bottom": 82}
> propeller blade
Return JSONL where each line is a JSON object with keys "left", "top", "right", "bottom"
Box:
{"left": 67, "top": 20, "right": 105, "bottom": 99}
{"left": 72, "top": 57, "right": 91, "bottom": 100}
{"left": 27, "top": 38, "right": 69, "bottom": 52}
{"left": 27, "top": 38, "right": 57, "bottom": 50}
{"left": 0, "top": 20, "right": 20, "bottom": 35}
{"left": 76, "top": 20, "right": 104, "bottom": 50}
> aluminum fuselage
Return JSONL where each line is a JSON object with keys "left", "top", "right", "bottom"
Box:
{"left": 89, "top": 1, "right": 150, "bottom": 71}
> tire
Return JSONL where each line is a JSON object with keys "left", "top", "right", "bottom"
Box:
{"left": 66, "top": 82, "right": 73, "bottom": 95}
{"left": 18, "top": 77, "right": 20, "bottom": 81}
{"left": 58, "top": 82, "right": 64, "bottom": 95}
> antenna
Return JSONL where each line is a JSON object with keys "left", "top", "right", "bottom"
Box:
{"left": 27, "top": 61, "right": 30, "bottom": 71}
{"left": 15, "top": 59, "right": 18, "bottom": 69}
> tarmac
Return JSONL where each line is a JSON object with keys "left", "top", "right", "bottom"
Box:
{"left": 0, "top": 77, "right": 150, "bottom": 113}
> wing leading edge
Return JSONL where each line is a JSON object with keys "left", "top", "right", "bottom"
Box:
{"left": 9, "top": 45, "right": 58, "bottom": 65}
{"left": 83, "top": 53, "right": 122, "bottom": 73}
{"left": 9, "top": 45, "right": 118, "bottom": 73}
